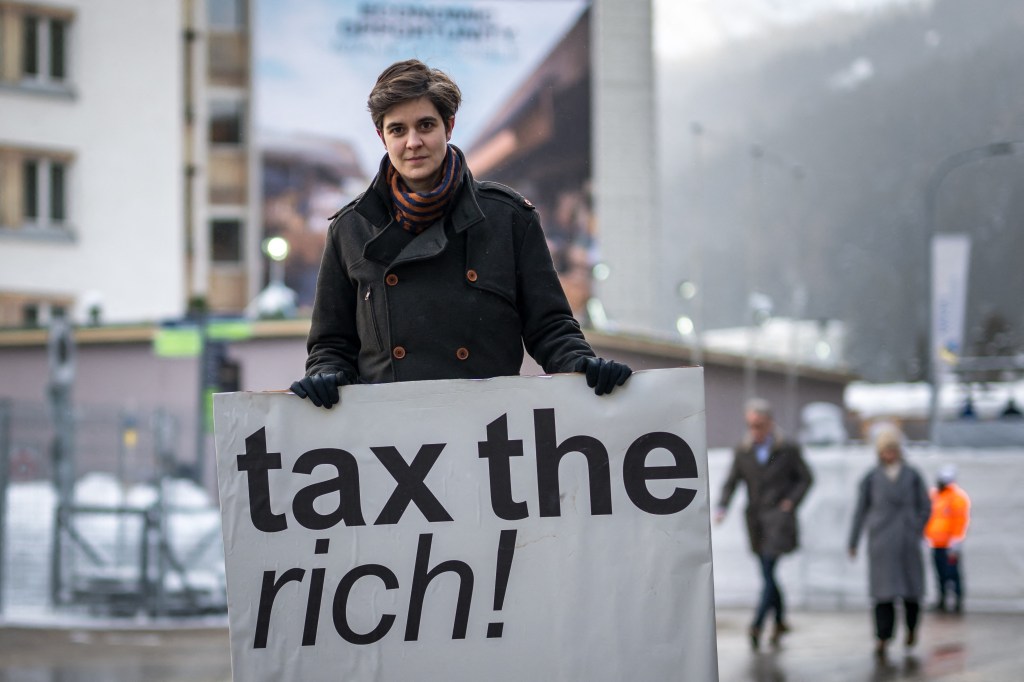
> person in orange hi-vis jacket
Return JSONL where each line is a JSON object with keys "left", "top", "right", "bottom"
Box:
{"left": 924, "top": 464, "right": 971, "bottom": 613}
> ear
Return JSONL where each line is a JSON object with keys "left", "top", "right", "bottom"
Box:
{"left": 446, "top": 116, "right": 456, "bottom": 141}
{"left": 376, "top": 128, "right": 385, "bottom": 146}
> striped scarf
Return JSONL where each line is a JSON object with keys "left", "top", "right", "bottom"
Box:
{"left": 386, "top": 146, "right": 461, "bottom": 234}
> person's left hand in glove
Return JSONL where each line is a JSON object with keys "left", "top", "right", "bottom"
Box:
{"left": 574, "top": 357, "right": 633, "bottom": 396}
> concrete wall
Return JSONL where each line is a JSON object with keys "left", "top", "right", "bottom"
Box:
{"left": 591, "top": 0, "right": 664, "bottom": 331}
{"left": 0, "top": 325, "right": 849, "bottom": 477}
{"left": 0, "top": 0, "right": 184, "bottom": 324}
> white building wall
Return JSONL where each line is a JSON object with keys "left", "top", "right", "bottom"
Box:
{"left": 0, "top": 0, "right": 184, "bottom": 324}
{"left": 590, "top": 0, "right": 663, "bottom": 332}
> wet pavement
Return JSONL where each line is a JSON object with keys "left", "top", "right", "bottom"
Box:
{"left": 0, "top": 620, "right": 231, "bottom": 682}
{"left": 1, "top": 608, "right": 1022, "bottom": 680}
{"left": 716, "top": 607, "right": 1024, "bottom": 682}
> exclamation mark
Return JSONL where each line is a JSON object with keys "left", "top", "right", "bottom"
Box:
{"left": 487, "top": 529, "right": 518, "bottom": 638}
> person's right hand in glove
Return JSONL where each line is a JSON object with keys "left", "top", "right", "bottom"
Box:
{"left": 290, "top": 371, "right": 350, "bottom": 409}
{"left": 574, "top": 356, "right": 632, "bottom": 396}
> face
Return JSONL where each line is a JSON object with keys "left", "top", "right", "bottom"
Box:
{"left": 878, "top": 445, "right": 901, "bottom": 465}
{"left": 745, "top": 411, "right": 772, "bottom": 444}
{"left": 378, "top": 96, "right": 454, "bottom": 193}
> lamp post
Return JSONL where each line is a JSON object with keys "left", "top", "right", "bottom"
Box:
{"left": 249, "top": 236, "right": 297, "bottom": 319}
{"left": 785, "top": 164, "right": 806, "bottom": 437}
{"left": 742, "top": 144, "right": 765, "bottom": 400}
{"left": 925, "top": 141, "right": 1024, "bottom": 444}
{"left": 263, "top": 236, "right": 289, "bottom": 283}
{"left": 689, "top": 121, "right": 706, "bottom": 367}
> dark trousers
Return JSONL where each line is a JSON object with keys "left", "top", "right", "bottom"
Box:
{"left": 874, "top": 599, "right": 919, "bottom": 642}
{"left": 753, "top": 554, "right": 784, "bottom": 629}
{"left": 932, "top": 547, "right": 963, "bottom": 606}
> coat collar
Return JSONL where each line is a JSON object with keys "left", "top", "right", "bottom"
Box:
{"left": 741, "top": 429, "right": 783, "bottom": 453}
{"left": 358, "top": 146, "right": 486, "bottom": 266}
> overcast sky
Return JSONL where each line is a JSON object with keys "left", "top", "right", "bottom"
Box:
{"left": 653, "top": 0, "right": 933, "bottom": 59}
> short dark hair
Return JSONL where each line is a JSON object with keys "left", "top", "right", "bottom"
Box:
{"left": 367, "top": 59, "right": 462, "bottom": 132}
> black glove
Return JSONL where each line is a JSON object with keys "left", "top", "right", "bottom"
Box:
{"left": 290, "top": 372, "right": 349, "bottom": 409}
{"left": 574, "top": 357, "right": 632, "bottom": 396}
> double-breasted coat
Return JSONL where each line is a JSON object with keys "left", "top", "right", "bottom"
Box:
{"left": 304, "top": 147, "right": 595, "bottom": 383}
{"left": 717, "top": 436, "right": 814, "bottom": 557}
{"left": 847, "top": 463, "right": 931, "bottom": 601}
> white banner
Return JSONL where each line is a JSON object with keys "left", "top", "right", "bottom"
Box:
{"left": 931, "top": 232, "right": 972, "bottom": 373}
{"left": 214, "top": 368, "right": 717, "bottom": 681}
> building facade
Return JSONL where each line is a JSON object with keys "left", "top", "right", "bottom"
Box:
{"left": 0, "top": 0, "right": 184, "bottom": 325}
{"left": 0, "top": 0, "right": 260, "bottom": 327}
{"left": 184, "top": 0, "right": 261, "bottom": 315}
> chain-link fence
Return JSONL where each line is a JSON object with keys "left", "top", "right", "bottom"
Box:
{"left": 0, "top": 399, "right": 226, "bottom": 619}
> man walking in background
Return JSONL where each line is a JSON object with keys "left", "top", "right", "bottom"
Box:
{"left": 925, "top": 464, "right": 971, "bottom": 613}
{"left": 715, "top": 398, "right": 814, "bottom": 650}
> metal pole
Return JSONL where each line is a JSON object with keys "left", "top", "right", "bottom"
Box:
{"left": 0, "top": 399, "right": 10, "bottom": 614}
{"left": 785, "top": 166, "right": 806, "bottom": 437}
{"left": 690, "top": 122, "right": 705, "bottom": 367}
{"left": 194, "top": 310, "right": 208, "bottom": 487}
{"left": 47, "top": 318, "right": 76, "bottom": 608}
{"left": 744, "top": 144, "right": 765, "bottom": 400}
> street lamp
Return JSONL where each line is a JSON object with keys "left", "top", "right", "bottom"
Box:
{"left": 262, "top": 236, "right": 289, "bottom": 282}
{"left": 925, "top": 141, "right": 1024, "bottom": 444}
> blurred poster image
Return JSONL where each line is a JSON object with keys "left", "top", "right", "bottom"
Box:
{"left": 256, "top": 0, "right": 596, "bottom": 318}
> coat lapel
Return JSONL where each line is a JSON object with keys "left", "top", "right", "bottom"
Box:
{"left": 360, "top": 150, "right": 485, "bottom": 267}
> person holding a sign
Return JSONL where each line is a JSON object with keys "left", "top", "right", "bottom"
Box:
{"left": 291, "top": 59, "right": 631, "bottom": 408}
{"left": 714, "top": 398, "right": 814, "bottom": 651}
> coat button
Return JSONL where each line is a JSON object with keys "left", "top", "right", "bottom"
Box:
{"left": 456, "top": 347, "right": 469, "bottom": 360}
{"left": 385, "top": 273, "right": 399, "bottom": 286}
{"left": 392, "top": 346, "right": 406, "bottom": 359}
{"left": 466, "top": 269, "right": 478, "bottom": 282}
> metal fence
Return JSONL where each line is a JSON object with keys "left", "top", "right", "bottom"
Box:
{"left": 0, "top": 399, "right": 226, "bottom": 619}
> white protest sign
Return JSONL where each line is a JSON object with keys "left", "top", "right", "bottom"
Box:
{"left": 214, "top": 368, "right": 718, "bottom": 681}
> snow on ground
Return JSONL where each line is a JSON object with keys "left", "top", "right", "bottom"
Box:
{"left": 2, "top": 474, "right": 225, "bottom": 622}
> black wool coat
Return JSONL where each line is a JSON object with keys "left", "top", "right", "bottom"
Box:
{"left": 717, "top": 436, "right": 814, "bottom": 557}
{"left": 304, "top": 148, "right": 595, "bottom": 384}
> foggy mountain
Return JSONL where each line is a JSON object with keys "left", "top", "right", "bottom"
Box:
{"left": 658, "top": 0, "right": 1024, "bottom": 382}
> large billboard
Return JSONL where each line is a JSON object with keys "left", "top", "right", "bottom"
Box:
{"left": 256, "top": 0, "right": 597, "bottom": 318}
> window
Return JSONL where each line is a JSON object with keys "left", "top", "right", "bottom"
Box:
{"left": 22, "top": 157, "right": 68, "bottom": 227}
{"left": 22, "top": 16, "right": 39, "bottom": 76}
{"left": 21, "top": 12, "right": 69, "bottom": 83}
{"left": 0, "top": 149, "right": 72, "bottom": 232}
{"left": 23, "top": 159, "right": 39, "bottom": 220}
{"left": 22, "top": 303, "right": 39, "bottom": 328}
{"left": 50, "top": 162, "right": 66, "bottom": 221}
{"left": 208, "top": 0, "right": 248, "bottom": 31}
{"left": 211, "top": 219, "right": 243, "bottom": 262}
{"left": 0, "top": 5, "right": 73, "bottom": 89}
{"left": 50, "top": 19, "right": 67, "bottom": 80}
{"left": 209, "top": 100, "right": 244, "bottom": 145}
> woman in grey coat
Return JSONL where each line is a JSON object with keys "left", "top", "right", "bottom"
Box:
{"left": 848, "top": 426, "right": 931, "bottom": 660}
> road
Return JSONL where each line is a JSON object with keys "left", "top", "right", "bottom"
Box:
{"left": 2, "top": 607, "right": 1023, "bottom": 681}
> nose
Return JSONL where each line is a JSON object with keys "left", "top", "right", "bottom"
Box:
{"left": 406, "top": 130, "right": 423, "bottom": 149}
